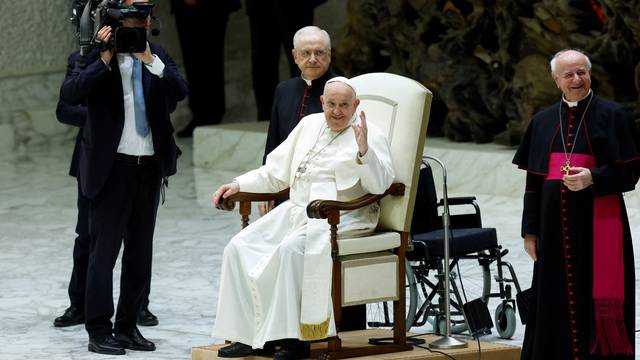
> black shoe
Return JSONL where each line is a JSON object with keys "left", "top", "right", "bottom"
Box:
{"left": 88, "top": 334, "right": 125, "bottom": 355}
{"left": 137, "top": 307, "right": 158, "bottom": 326}
{"left": 218, "top": 342, "right": 253, "bottom": 358}
{"left": 114, "top": 327, "right": 156, "bottom": 351}
{"left": 253, "top": 341, "right": 276, "bottom": 356}
{"left": 53, "top": 306, "right": 84, "bottom": 327}
{"left": 273, "top": 340, "right": 310, "bottom": 360}
{"left": 177, "top": 121, "right": 196, "bottom": 138}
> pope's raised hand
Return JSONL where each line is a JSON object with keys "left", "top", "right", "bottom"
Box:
{"left": 352, "top": 110, "right": 368, "bottom": 156}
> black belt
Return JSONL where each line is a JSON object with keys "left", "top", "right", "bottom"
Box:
{"left": 115, "top": 153, "right": 155, "bottom": 165}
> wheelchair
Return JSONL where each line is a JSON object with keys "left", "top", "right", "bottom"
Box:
{"left": 366, "top": 157, "right": 523, "bottom": 339}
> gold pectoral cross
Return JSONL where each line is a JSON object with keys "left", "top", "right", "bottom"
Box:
{"left": 561, "top": 160, "right": 571, "bottom": 175}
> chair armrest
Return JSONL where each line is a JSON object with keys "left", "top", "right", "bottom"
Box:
{"left": 437, "top": 196, "right": 477, "bottom": 206}
{"left": 220, "top": 188, "right": 290, "bottom": 211}
{"left": 307, "top": 183, "right": 405, "bottom": 219}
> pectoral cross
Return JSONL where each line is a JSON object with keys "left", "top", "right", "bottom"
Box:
{"left": 294, "top": 164, "right": 305, "bottom": 179}
{"left": 561, "top": 160, "right": 571, "bottom": 175}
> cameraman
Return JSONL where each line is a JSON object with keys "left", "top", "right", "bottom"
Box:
{"left": 60, "top": 0, "right": 187, "bottom": 355}
{"left": 53, "top": 52, "right": 160, "bottom": 330}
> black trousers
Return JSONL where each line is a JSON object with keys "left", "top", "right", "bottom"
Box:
{"left": 84, "top": 158, "right": 161, "bottom": 336}
{"left": 173, "top": 3, "right": 229, "bottom": 125}
{"left": 68, "top": 180, "right": 90, "bottom": 309}
{"left": 340, "top": 304, "right": 366, "bottom": 331}
{"left": 248, "top": 2, "right": 314, "bottom": 120}
{"left": 68, "top": 180, "right": 152, "bottom": 311}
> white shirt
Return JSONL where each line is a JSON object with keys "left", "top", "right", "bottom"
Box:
{"left": 115, "top": 53, "right": 165, "bottom": 156}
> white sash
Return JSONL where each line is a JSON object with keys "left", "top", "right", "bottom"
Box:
{"left": 299, "top": 182, "right": 336, "bottom": 340}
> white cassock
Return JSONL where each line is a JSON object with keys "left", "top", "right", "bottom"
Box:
{"left": 211, "top": 112, "right": 395, "bottom": 349}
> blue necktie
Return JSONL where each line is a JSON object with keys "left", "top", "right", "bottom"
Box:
{"left": 132, "top": 57, "right": 149, "bottom": 137}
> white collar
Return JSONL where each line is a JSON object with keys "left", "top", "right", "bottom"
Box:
{"left": 562, "top": 90, "right": 592, "bottom": 108}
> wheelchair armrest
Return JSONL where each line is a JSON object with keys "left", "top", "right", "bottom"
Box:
{"left": 437, "top": 196, "right": 477, "bottom": 206}
{"left": 220, "top": 188, "right": 290, "bottom": 211}
{"left": 307, "top": 183, "right": 405, "bottom": 220}
{"left": 437, "top": 196, "right": 483, "bottom": 228}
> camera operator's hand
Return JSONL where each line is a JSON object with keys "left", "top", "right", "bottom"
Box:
{"left": 134, "top": 42, "right": 154, "bottom": 65}
{"left": 97, "top": 26, "right": 114, "bottom": 64}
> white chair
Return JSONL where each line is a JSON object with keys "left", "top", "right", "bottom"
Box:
{"left": 224, "top": 72, "right": 432, "bottom": 358}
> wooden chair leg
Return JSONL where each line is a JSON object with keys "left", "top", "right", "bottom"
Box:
{"left": 328, "top": 336, "right": 342, "bottom": 351}
{"left": 394, "top": 232, "right": 408, "bottom": 345}
{"left": 239, "top": 201, "right": 251, "bottom": 228}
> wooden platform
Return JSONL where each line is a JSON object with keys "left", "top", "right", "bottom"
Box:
{"left": 192, "top": 330, "right": 521, "bottom": 360}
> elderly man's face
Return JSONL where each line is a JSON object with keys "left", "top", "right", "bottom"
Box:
{"left": 321, "top": 82, "right": 359, "bottom": 131}
{"left": 553, "top": 51, "right": 592, "bottom": 102}
{"left": 292, "top": 33, "right": 331, "bottom": 81}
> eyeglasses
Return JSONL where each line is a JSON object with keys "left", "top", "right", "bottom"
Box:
{"left": 297, "top": 49, "right": 329, "bottom": 59}
{"left": 561, "top": 69, "right": 588, "bottom": 79}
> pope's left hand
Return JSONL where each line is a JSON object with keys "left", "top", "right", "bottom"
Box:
{"left": 563, "top": 167, "right": 593, "bottom": 191}
{"left": 352, "top": 110, "right": 368, "bottom": 156}
{"left": 134, "top": 42, "right": 154, "bottom": 65}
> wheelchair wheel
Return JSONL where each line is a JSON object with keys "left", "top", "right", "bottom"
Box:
{"left": 366, "top": 260, "right": 417, "bottom": 331}
{"left": 494, "top": 302, "right": 516, "bottom": 339}
{"left": 455, "top": 257, "right": 492, "bottom": 304}
{"left": 423, "top": 258, "right": 492, "bottom": 335}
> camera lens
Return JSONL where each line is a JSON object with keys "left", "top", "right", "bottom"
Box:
{"left": 114, "top": 27, "right": 146, "bottom": 53}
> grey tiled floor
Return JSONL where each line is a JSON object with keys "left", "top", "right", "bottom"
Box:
{"left": 0, "top": 137, "right": 638, "bottom": 359}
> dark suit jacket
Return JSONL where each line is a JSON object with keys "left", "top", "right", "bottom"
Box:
{"left": 60, "top": 44, "right": 188, "bottom": 199}
{"left": 56, "top": 51, "right": 88, "bottom": 178}
{"left": 263, "top": 69, "right": 336, "bottom": 163}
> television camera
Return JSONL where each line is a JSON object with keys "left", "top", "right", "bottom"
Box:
{"left": 71, "top": 0, "right": 155, "bottom": 55}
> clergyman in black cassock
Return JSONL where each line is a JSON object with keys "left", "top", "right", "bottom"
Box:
{"left": 513, "top": 49, "right": 637, "bottom": 359}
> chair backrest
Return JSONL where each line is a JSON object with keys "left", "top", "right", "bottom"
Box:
{"left": 350, "top": 73, "right": 432, "bottom": 232}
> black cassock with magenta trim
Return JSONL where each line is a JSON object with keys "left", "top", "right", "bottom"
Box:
{"left": 513, "top": 93, "right": 638, "bottom": 360}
